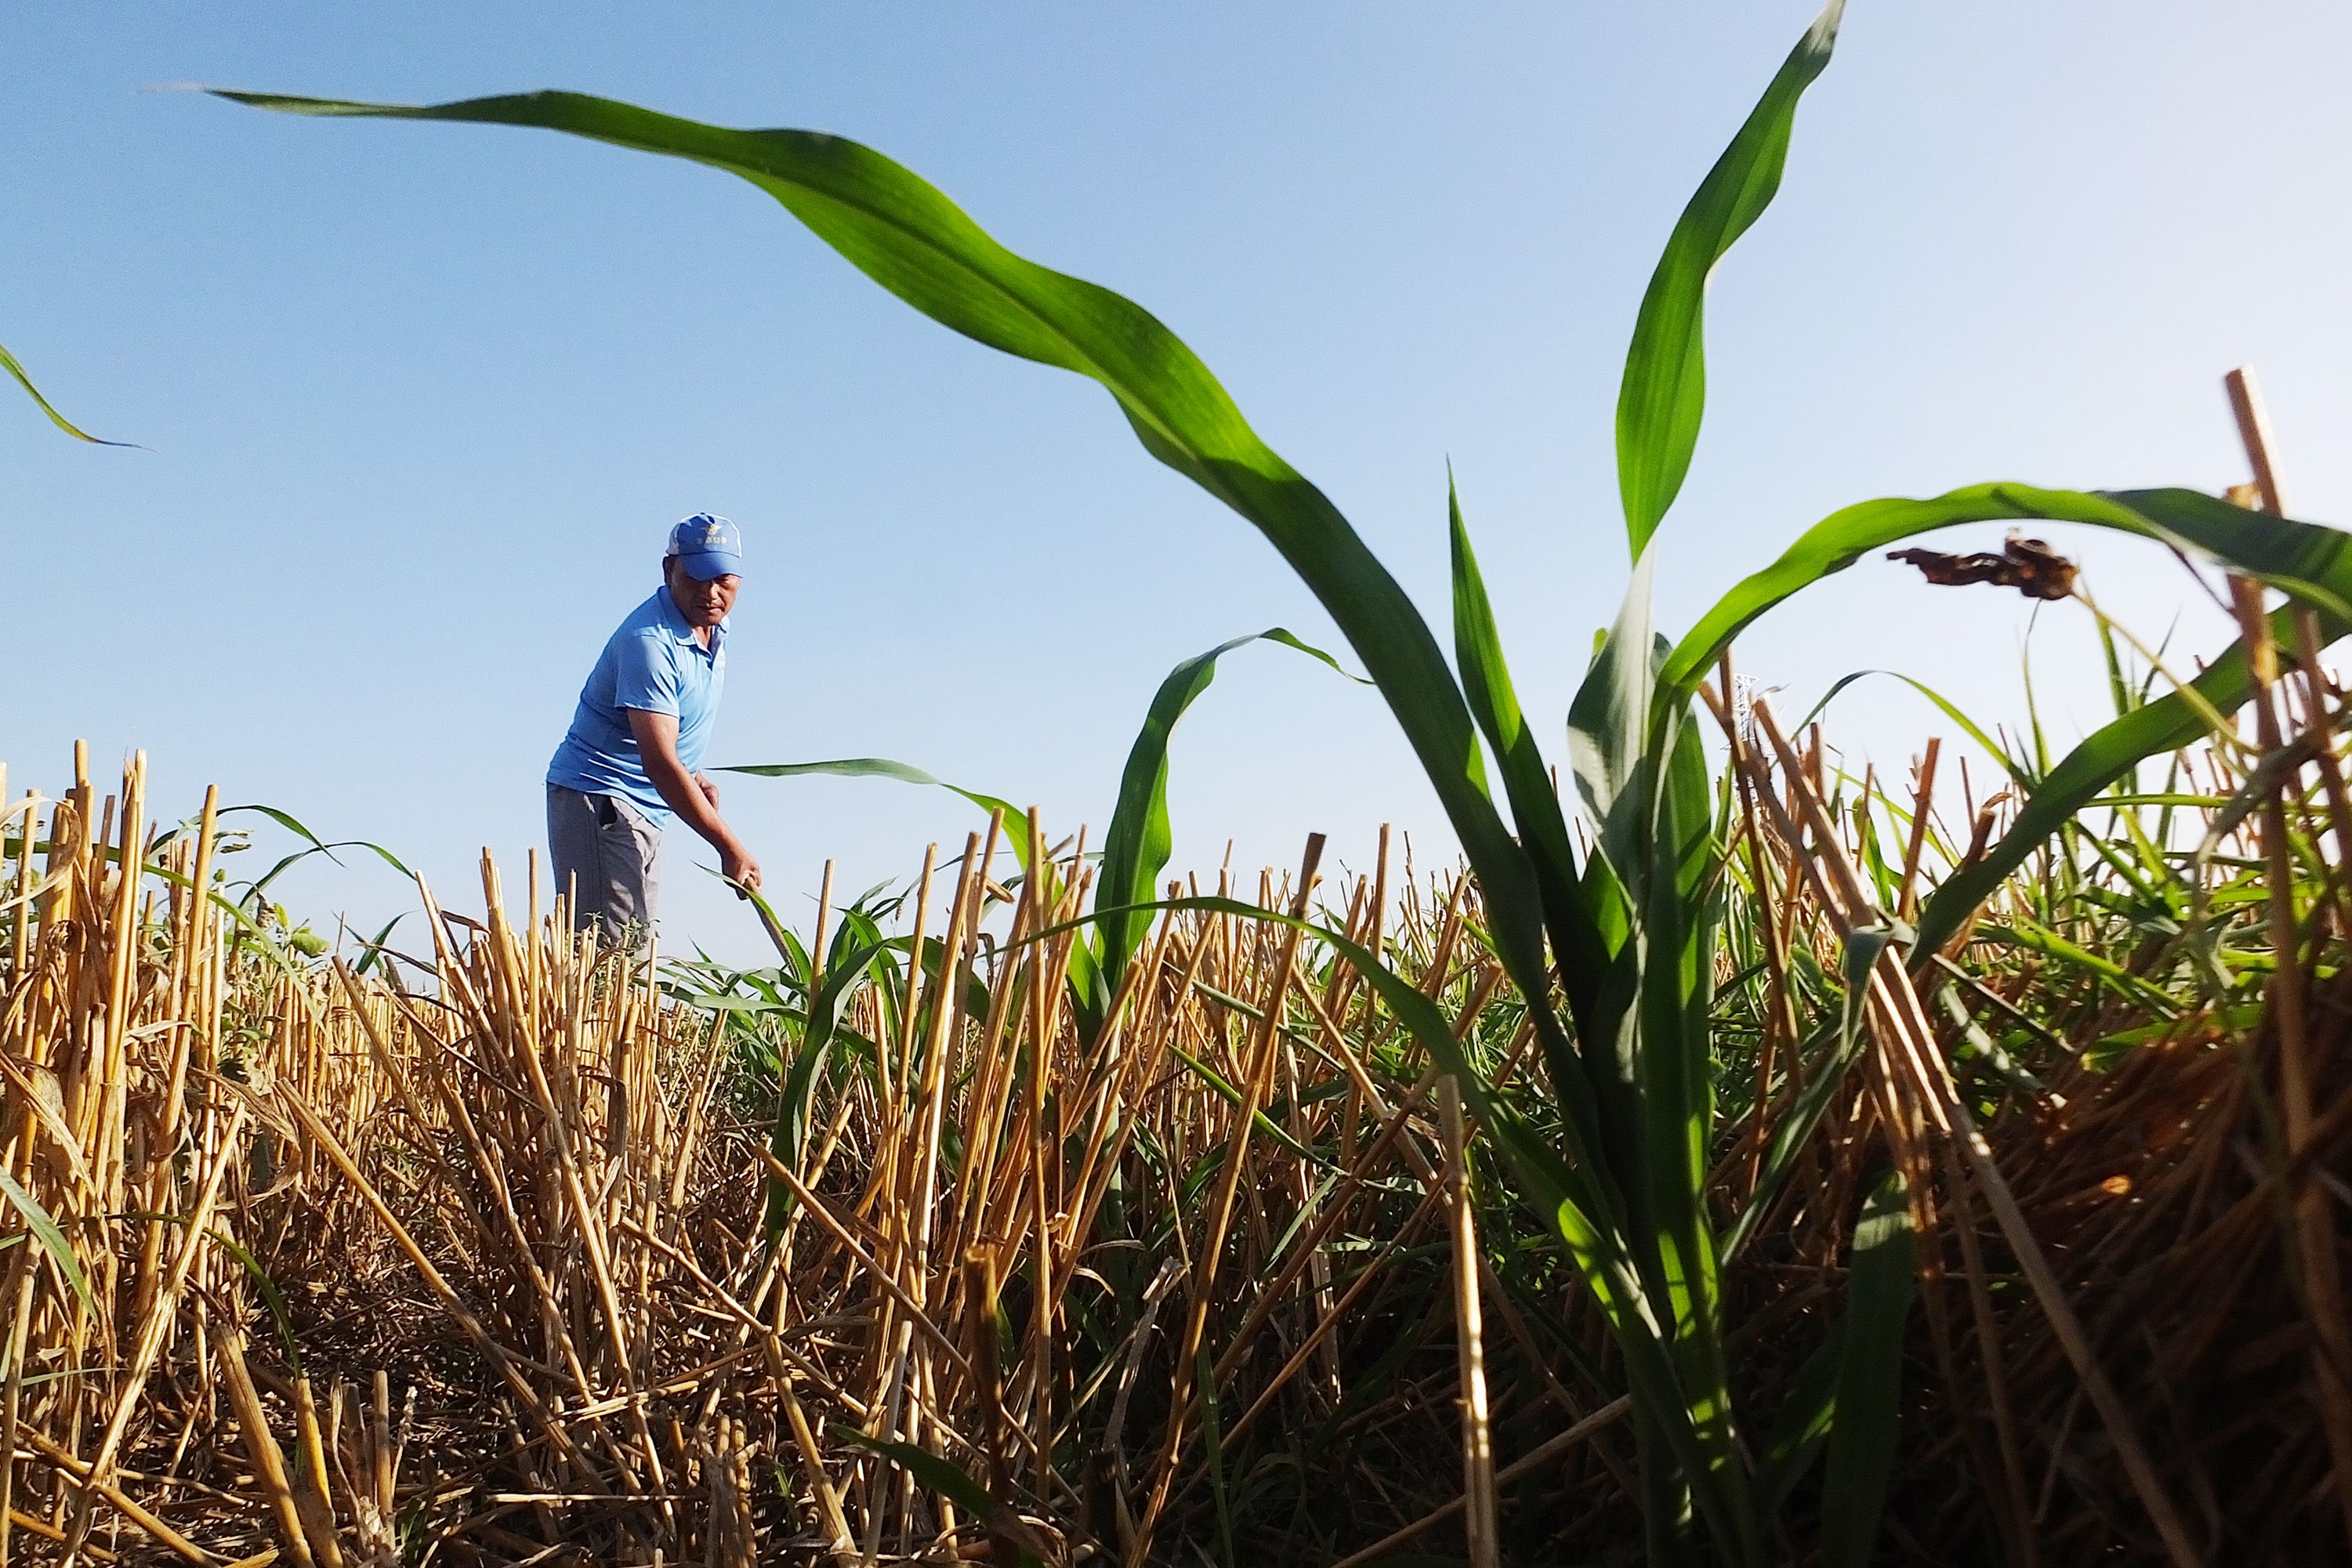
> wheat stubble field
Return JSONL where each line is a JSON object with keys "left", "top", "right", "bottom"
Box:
{"left": 9, "top": 2, "right": 2352, "bottom": 1563}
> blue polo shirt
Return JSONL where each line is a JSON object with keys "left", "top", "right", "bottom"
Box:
{"left": 547, "top": 586, "right": 728, "bottom": 823}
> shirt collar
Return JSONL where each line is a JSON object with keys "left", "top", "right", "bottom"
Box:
{"left": 655, "top": 585, "right": 726, "bottom": 651}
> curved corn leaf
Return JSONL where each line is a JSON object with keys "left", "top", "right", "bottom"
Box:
{"left": 765, "top": 936, "right": 891, "bottom": 1237}
{"left": 245, "top": 838, "right": 415, "bottom": 903}
{"left": 1756, "top": 1320, "right": 1842, "bottom": 1515}
{"left": 1094, "top": 626, "right": 1361, "bottom": 1016}
{"left": 1162, "top": 1038, "right": 1328, "bottom": 1167}
{"left": 140, "top": 861, "right": 324, "bottom": 987}
{"left": 1665, "top": 482, "right": 2352, "bottom": 693}
{"left": 223, "top": 803, "right": 414, "bottom": 880}
{"left": 1616, "top": 0, "right": 1843, "bottom": 556}
{"left": 836, "top": 1429, "right": 996, "bottom": 1517}
{"left": 350, "top": 911, "right": 406, "bottom": 979}
{"left": 1819, "top": 1169, "right": 1917, "bottom": 1568}
{"left": 834, "top": 1432, "right": 1006, "bottom": 1538}
{"left": 116, "top": 1213, "right": 303, "bottom": 1368}
{"left": 719, "top": 758, "right": 1024, "bottom": 865}
{"left": 215, "top": 83, "right": 1578, "bottom": 1154}
{"left": 2, "top": 339, "right": 132, "bottom": 446}
{"left": 1912, "top": 604, "right": 2325, "bottom": 956}
{"left": 737, "top": 627, "right": 1367, "bottom": 1025}
{"left": 1977, "top": 918, "right": 2183, "bottom": 1016}
{"left": 2111, "top": 486, "right": 2352, "bottom": 617}
{"left": 1669, "top": 483, "right": 2352, "bottom": 960}
{"left": 709, "top": 870, "right": 799, "bottom": 963}
{"left": 1449, "top": 474, "right": 1611, "bottom": 1027}
{"left": 1798, "top": 668, "right": 2028, "bottom": 787}
{"left": 0, "top": 1166, "right": 93, "bottom": 1314}
{"left": 834, "top": 1430, "right": 1046, "bottom": 1568}
{"left": 208, "top": 1227, "right": 304, "bottom": 1372}
{"left": 717, "top": 757, "right": 1101, "bottom": 1041}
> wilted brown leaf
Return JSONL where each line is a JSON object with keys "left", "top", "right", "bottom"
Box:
{"left": 1886, "top": 531, "right": 2078, "bottom": 600}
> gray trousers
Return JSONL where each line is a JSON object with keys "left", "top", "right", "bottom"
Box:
{"left": 546, "top": 785, "right": 661, "bottom": 944}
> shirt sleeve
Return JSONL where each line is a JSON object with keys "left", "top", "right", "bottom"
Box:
{"left": 612, "top": 631, "right": 683, "bottom": 716}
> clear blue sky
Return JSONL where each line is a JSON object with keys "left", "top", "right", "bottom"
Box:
{"left": 8, "top": 1, "right": 2348, "bottom": 961}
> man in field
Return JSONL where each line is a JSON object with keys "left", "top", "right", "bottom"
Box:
{"left": 545, "top": 513, "right": 762, "bottom": 943}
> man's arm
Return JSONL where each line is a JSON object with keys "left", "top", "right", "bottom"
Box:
{"left": 625, "top": 708, "right": 762, "bottom": 891}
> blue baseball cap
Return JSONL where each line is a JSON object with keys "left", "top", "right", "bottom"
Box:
{"left": 665, "top": 512, "right": 744, "bottom": 581}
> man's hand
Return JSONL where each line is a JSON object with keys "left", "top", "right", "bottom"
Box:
{"left": 627, "top": 709, "right": 761, "bottom": 895}
{"left": 698, "top": 774, "right": 757, "bottom": 889}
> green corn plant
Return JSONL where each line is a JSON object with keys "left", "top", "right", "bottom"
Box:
{"left": 789, "top": 629, "right": 1361, "bottom": 1051}
{"left": 721, "top": 625, "right": 1358, "bottom": 1045}
{"left": 225, "top": 2, "right": 2352, "bottom": 1555}
{"left": 668, "top": 868, "right": 1020, "bottom": 1240}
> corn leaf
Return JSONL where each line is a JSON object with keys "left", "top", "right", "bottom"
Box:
{"left": 0, "top": 1166, "right": 92, "bottom": 1315}
{"left": 223, "top": 803, "right": 414, "bottom": 879}
{"left": 1912, "top": 604, "right": 2330, "bottom": 956}
{"left": 719, "top": 757, "right": 1026, "bottom": 867}
{"left": 835, "top": 1429, "right": 995, "bottom": 1518}
{"left": 216, "top": 83, "right": 1576, "bottom": 1149}
{"left": 716, "top": 757, "right": 1016, "bottom": 824}
{"left": 1569, "top": 550, "right": 1663, "bottom": 843}
{"left": 114, "top": 1212, "right": 303, "bottom": 1369}
{"left": 1565, "top": 555, "right": 1662, "bottom": 1165}
{"left": 1615, "top": 0, "right": 1843, "bottom": 556}
{"left": 1449, "top": 475, "right": 1612, "bottom": 1027}
{"left": 1565, "top": 558, "right": 1757, "bottom": 1552}
{"left": 1665, "top": 482, "right": 2352, "bottom": 693}
{"left": 764, "top": 937, "right": 891, "bottom": 1236}
{"left": 1198, "top": 1342, "right": 1237, "bottom": 1568}
{"left": 1571, "top": 559, "right": 1751, "bottom": 1552}
{"left": 1636, "top": 704, "right": 1745, "bottom": 1550}
{"left": 1034, "top": 890, "right": 1753, "bottom": 1563}
{"left": 1818, "top": 1169, "right": 1917, "bottom": 1568}
{"left": 1162, "top": 1039, "right": 1327, "bottom": 1166}
{"left": 1755, "top": 1324, "right": 1842, "bottom": 1515}
{"left": 1, "top": 339, "right": 131, "bottom": 446}
{"left": 1094, "top": 627, "right": 1360, "bottom": 1018}
{"left": 1451, "top": 476, "right": 1629, "bottom": 1210}
{"left": 140, "top": 862, "right": 327, "bottom": 987}
{"left": 1797, "top": 669, "right": 2028, "bottom": 787}
{"left": 350, "top": 911, "right": 406, "bottom": 978}
{"left": 209, "top": 1227, "right": 305, "bottom": 1373}
{"left": 1665, "top": 483, "right": 2352, "bottom": 960}
{"left": 835, "top": 1431, "right": 1046, "bottom": 1568}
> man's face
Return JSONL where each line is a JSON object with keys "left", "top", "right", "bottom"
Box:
{"left": 665, "top": 557, "right": 741, "bottom": 628}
